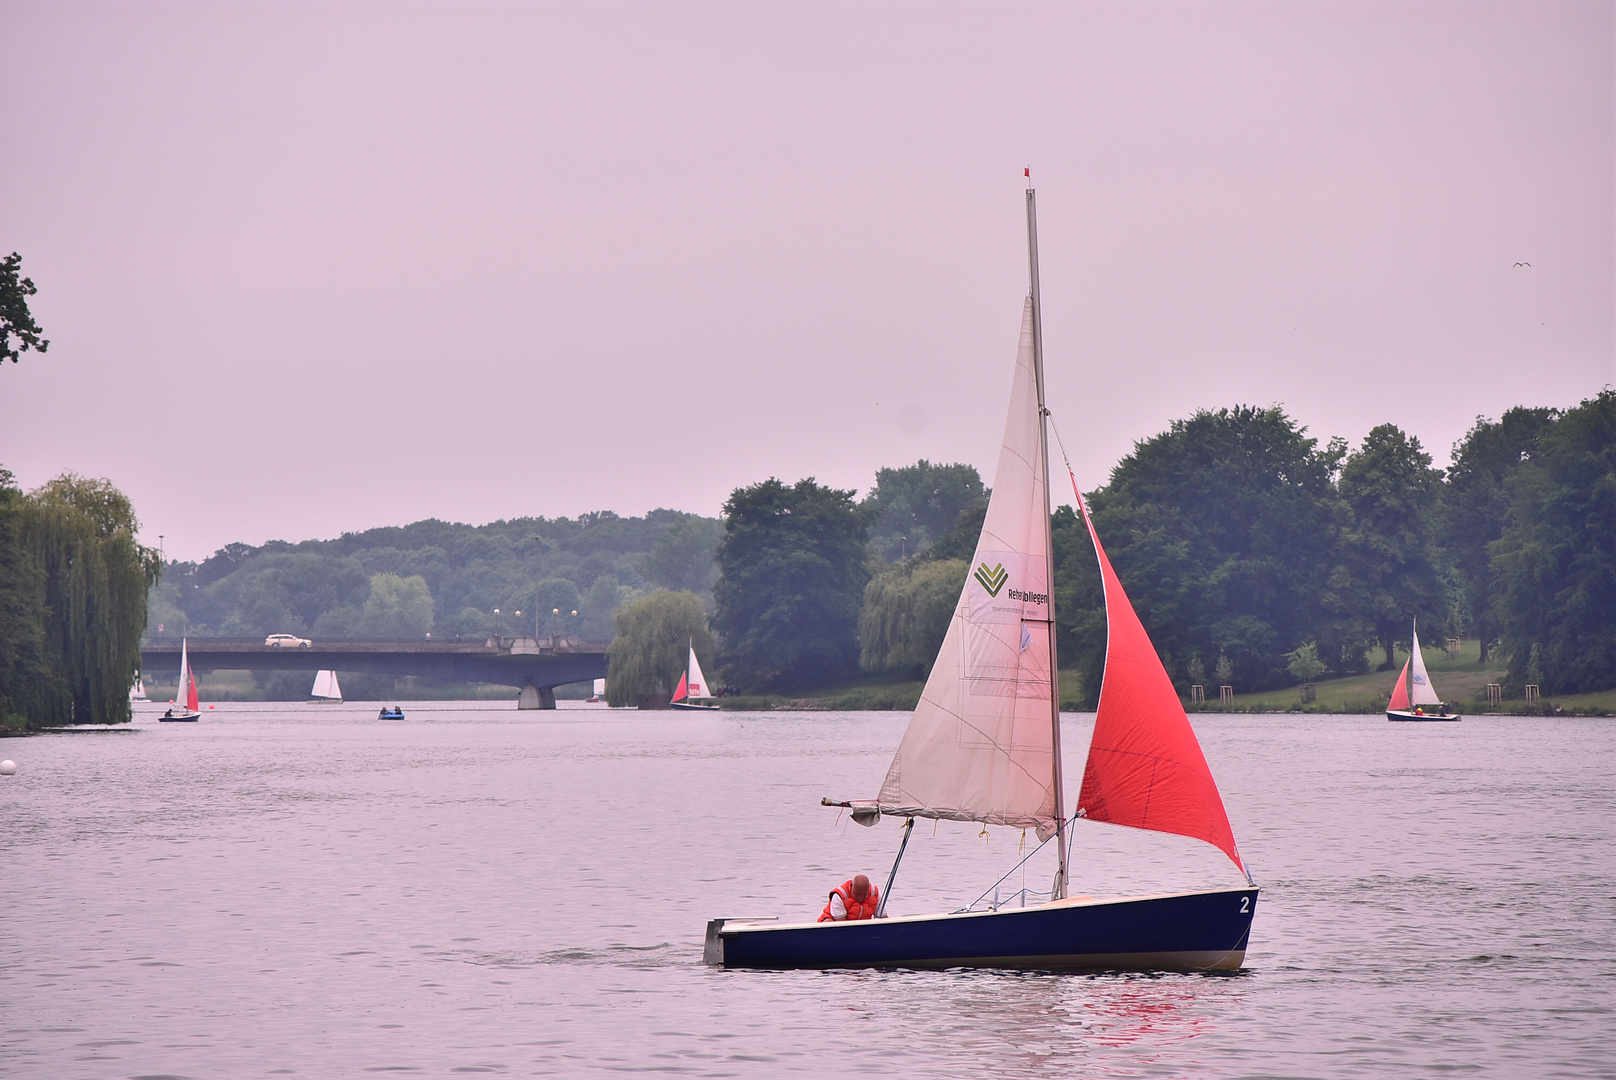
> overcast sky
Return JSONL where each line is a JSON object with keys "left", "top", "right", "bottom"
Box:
{"left": 2, "top": 0, "right": 1611, "bottom": 562}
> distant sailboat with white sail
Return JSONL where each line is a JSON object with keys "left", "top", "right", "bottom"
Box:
{"left": 309, "top": 670, "right": 343, "bottom": 704}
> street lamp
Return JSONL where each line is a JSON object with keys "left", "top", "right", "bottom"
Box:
{"left": 532, "top": 536, "right": 546, "bottom": 638}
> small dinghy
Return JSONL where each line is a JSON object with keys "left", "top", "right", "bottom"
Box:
{"left": 159, "top": 638, "right": 203, "bottom": 722}
{"left": 378, "top": 706, "right": 405, "bottom": 720}
{"left": 705, "top": 185, "right": 1257, "bottom": 972}
{"left": 669, "top": 641, "right": 720, "bottom": 711}
{"left": 1386, "top": 620, "right": 1460, "bottom": 721}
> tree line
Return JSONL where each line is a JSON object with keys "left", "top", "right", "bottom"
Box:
{"left": 148, "top": 510, "right": 722, "bottom": 642}
{"left": 686, "top": 393, "right": 1613, "bottom": 702}
{"left": 1, "top": 393, "right": 1608, "bottom": 724}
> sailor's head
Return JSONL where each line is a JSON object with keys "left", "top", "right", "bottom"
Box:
{"left": 851, "top": 874, "right": 871, "bottom": 901}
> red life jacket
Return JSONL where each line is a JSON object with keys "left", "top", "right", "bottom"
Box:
{"left": 817, "top": 879, "right": 880, "bottom": 922}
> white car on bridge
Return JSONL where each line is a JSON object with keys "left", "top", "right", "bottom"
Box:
{"left": 265, "top": 633, "right": 312, "bottom": 648}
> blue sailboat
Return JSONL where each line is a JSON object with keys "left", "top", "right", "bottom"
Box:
{"left": 705, "top": 186, "right": 1257, "bottom": 972}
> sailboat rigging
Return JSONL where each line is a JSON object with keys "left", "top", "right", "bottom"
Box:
{"left": 704, "top": 186, "right": 1257, "bottom": 971}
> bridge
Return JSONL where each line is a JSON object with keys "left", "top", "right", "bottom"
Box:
{"left": 139, "top": 637, "right": 610, "bottom": 709}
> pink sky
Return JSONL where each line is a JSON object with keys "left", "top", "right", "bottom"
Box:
{"left": 2, "top": 1, "right": 1611, "bottom": 562}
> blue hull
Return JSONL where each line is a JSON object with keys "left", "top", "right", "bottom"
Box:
{"left": 706, "top": 887, "right": 1257, "bottom": 971}
{"left": 1387, "top": 709, "right": 1460, "bottom": 722}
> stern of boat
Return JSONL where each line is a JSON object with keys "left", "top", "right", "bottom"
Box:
{"left": 703, "top": 919, "right": 726, "bottom": 965}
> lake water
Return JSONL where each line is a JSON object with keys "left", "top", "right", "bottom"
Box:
{"left": 1, "top": 704, "right": 1612, "bottom": 1079}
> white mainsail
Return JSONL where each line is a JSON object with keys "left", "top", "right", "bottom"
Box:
{"left": 863, "top": 298, "right": 1060, "bottom": 838}
{"left": 311, "top": 669, "right": 343, "bottom": 701}
{"left": 1408, "top": 621, "right": 1441, "bottom": 705}
{"left": 687, "top": 646, "right": 711, "bottom": 699}
{"left": 176, "top": 640, "right": 191, "bottom": 704}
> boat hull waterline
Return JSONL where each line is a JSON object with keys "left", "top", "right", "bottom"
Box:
{"left": 706, "top": 887, "right": 1257, "bottom": 971}
{"left": 1387, "top": 708, "right": 1461, "bottom": 722}
{"left": 669, "top": 701, "right": 721, "bottom": 711}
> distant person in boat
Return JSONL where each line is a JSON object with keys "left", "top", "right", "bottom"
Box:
{"left": 818, "top": 874, "right": 880, "bottom": 922}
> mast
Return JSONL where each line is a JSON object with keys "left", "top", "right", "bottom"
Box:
{"left": 1026, "top": 185, "right": 1068, "bottom": 901}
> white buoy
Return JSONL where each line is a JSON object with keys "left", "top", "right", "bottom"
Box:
{"left": 0, "top": 760, "right": 16, "bottom": 775}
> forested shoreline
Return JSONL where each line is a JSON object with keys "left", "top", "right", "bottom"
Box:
{"left": 3, "top": 392, "right": 1609, "bottom": 725}
{"left": 863, "top": 394, "right": 1613, "bottom": 703}
{"left": 130, "top": 391, "right": 1613, "bottom": 708}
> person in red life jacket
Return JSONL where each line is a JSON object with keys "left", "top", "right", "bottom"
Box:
{"left": 818, "top": 873, "right": 881, "bottom": 922}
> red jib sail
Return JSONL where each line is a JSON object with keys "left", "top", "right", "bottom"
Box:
{"left": 670, "top": 672, "right": 688, "bottom": 704}
{"left": 1387, "top": 658, "right": 1411, "bottom": 711}
{"left": 186, "top": 669, "right": 200, "bottom": 712}
{"left": 1073, "top": 489, "right": 1245, "bottom": 874}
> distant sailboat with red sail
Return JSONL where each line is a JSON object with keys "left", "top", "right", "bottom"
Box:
{"left": 704, "top": 186, "right": 1256, "bottom": 971}
{"left": 1386, "top": 620, "right": 1459, "bottom": 722}
{"left": 161, "top": 638, "right": 203, "bottom": 722}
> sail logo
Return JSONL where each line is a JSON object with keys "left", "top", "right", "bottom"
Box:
{"left": 974, "top": 562, "right": 1009, "bottom": 597}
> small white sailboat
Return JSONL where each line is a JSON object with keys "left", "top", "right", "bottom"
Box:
{"left": 160, "top": 638, "right": 202, "bottom": 722}
{"left": 1386, "top": 620, "right": 1460, "bottom": 721}
{"left": 309, "top": 669, "right": 343, "bottom": 704}
{"left": 670, "top": 641, "right": 720, "bottom": 711}
{"left": 706, "top": 185, "right": 1256, "bottom": 971}
{"left": 130, "top": 671, "right": 148, "bottom": 702}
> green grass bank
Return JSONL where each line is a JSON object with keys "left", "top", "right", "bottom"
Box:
{"left": 716, "top": 640, "right": 1614, "bottom": 716}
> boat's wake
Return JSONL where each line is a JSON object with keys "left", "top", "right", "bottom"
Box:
{"left": 458, "top": 942, "right": 683, "bottom": 970}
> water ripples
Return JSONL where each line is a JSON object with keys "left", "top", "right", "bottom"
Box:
{"left": 1, "top": 706, "right": 1612, "bottom": 1077}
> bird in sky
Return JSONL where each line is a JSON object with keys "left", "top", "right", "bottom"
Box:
{"left": 1514, "top": 261, "right": 1532, "bottom": 267}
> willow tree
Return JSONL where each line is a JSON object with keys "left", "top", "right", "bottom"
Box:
{"left": 16, "top": 474, "right": 160, "bottom": 726}
{"left": 604, "top": 589, "right": 713, "bottom": 707}
{"left": 858, "top": 559, "right": 967, "bottom": 677}
{"left": 0, "top": 471, "right": 51, "bottom": 728}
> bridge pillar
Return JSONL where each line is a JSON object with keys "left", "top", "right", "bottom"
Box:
{"left": 518, "top": 681, "right": 556, "bottom": 710}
